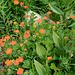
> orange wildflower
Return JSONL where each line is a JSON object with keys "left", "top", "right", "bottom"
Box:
{"left": 66, "top": 17, "right": 69, "bottom": 19}
{"left": 14, "top": 59, "right": 19, "bottom": 65}
{"left": 20, "top": 22, "right": 24, "bottom": 26}
{"left": 1, "top": 42, "right": 5, "bottom": 47}
{"left": 25, "top": 15, "right": 28, "bottom": 18}
{"left": 14, "top": 0, "right": 19, "bottom": 5}
{"left": 53, "top": 26, "right": 56, "bottom": 29}
{"left": 19, "top": 37, "right": 22, "bottom": 39}
{"left": 36, "top": 19, "right": 42, "bottom": 22}
{"left": 39, "top": 29, "right": 46, "bottom": 34}
{"left": 20, "top": 2, "right": 24, "bottom": 6}
{"left": 17, "top": 68, "right": 24, "bottom": 75}
{"left": 26, "top": 30, "right": 30, "bottom": 34}
{"left": 43, "top": 16, "right": 47, "bottom": 20}
{"left": 51, "top": 21, "right": 54, "bottom": 24}
{"left": 20, "top": 44, "right": 23, "bottom": 47}
{"left": 18, "top": 57, "right": 24, "bottom": 62}
{"left": 25, "top": 48, "right": 27, "bottom": 51}
{"left": 57, "top": 21, "right": 60, "bottom": 25}
{"left": 24, "top": 6, "right": 28, "bottom": 8}
{"left": 5, "top": 35, "right": 10, "bottom": 40}
{"left": 5, "top": 48, "right": 12, "bottom": 54}
{"left": 5, "top": 60, "right": 12, "bottom": 66}
{"left": 70, "top": 15, "right": 75, "bottom": 18}
{"left": 10, "top": 21, "right": 12, "bottom": 24}
{"left": 24, "top": 40, "right": 28, "bottom": 43}
{"left": 64, "top": 36, "right": 68, "bottom": 40}
{"left": 10, "top": 41, "right": 17, "bottom": 45}
{"left": 23, "top": 33, "right": 29, "bottom": 38}
{"left": 14, "top": 22, "right": 17, "bottom": 24}
{"left": 35, "top": 33, "right": 39, "bottom": 35}
{"left": 14, "top": 29, "right": 19, "bottom": 33}
{"left": 0, "top": 39, "right": 3, "bottom": 43}
{"left": 31, "top": 16, "right": 33, "bottom": 18}
{"left": 47, "top": 11, "right": 51, "bottom": 14}
{"left": 47, "top": 56, "right": 52, "bottom": 60}
{"left": 1, "top": 53, "right": 2, "bottom": 54}
{"left": 69, "top": 53, "right": 73, "bottom": 57}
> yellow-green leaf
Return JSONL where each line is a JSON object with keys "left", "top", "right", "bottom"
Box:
{"left": 34, "top": 59, "right": 46, "bottom": 75}
{"left": 36, "top": 42, "right": 47, "bottom": 59}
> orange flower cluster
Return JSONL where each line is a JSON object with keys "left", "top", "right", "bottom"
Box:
{"left": 51, "top": 21, "right": 54, "bottom": 24}
{"left": 23, "top": 30, "right": 30, "bottom": 38}
{"left": 5, "top": 60, "right": 12, "bottom": 66}
{"left": 25, "top": 15, "right": 28, "bottom": 18}
{"left": 57, "top": 21, "right": 60, "bottom": 25}
{"left": 0, "top": 37, "right": 5, "bottom": 47}
{"left": 35, "top": 33, "right": 39, "bottom": 35}
{"left": 14, "top": 57, "right": 24, "bottom": 65}
{"left": 14, "top": 59, "right": 19, "bottom": 65}
{"left": 14, "top": 0, "right": 19, "bottom": 5}
{"left": 24, "top": 6, "right": 28, "bottom": 8}
{"left": 39, "top": 29, "right": 46, "bottom": 34}
{"left": 25, "top": 48, "right": 27, "bottom": 51}
{"left": 5, "top": 35, "right": 10, "bottom": 40}
{"left": 47, "top": 56, "right": 52, "bottom": 60}
{"left": 36, "top": 18, "right": 42, "bottom": 22}
{"left": 47, "top": 11, "right": 51, "bottom": 15}
{"left": 31, "top": 16, "right": 33, "bottom": 18}
{"left": 10, "top": 41, "right": 17, "bottom": 45}
{"left": 69, "top": 53, "right": 73, "bottom": 57}
{"left": 64, "top": 36, "right": 68, "bottom": 40}
{"left": 70, "top": 15, "right": 75, "bottom": 18}
{"left": 10, "top": 21, "right": 12, "bottom": 24}
{"left": 20, "top": 2, "right": 24, "bottom": 6}
{"left": 1, "top": 42, "right": 5, "bottom": 47}
{"left": 43, "top": 16, "right": 47, "bottom": 20}
{"left": 19, "top": 37, "right": 22, "bottom": 39}
{"left": 20, "top": 22, "right": 24, "bottom": 26}
{"left": 20, "top": 44, "right": 23, "bottom": 47}
{"left": 5, "top": 48, "right": 12, "bottom": 54}
{"left": 14, "top": 29, "right": 19, "bottom": 33}
{"left": 17, "top": 68, "right": 24, "bottom": 75}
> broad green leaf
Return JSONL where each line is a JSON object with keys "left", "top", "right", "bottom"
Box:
{"left": 48, "top": 3, "right": 64, "bottom": 15}
{"left": 53, "top": 31, "right": 61, "bottom": 48}
{"left": 22, "top": 59, "right": 31, "bottom": 69}
{"left": 36, "top": 42, "right": 47, "bottom": 59}
{"left": 50, "top": 63, "right": 57, "bottom": 71}
{"left": 69, "top": 22, "right": 75, "bottom": 28}
{"left": 34, "top": 59, "right": 46, "bottom": 75}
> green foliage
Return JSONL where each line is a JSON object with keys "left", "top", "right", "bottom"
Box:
{"left": 36, "top": 42, "right": 47, "bottom": 59}
{"left": 0, "top": 0, "right": 75, "bottom": 75}
{"left": 0, "top": 0, "right": 11, "bottom": 35}
{"left": 34, "top": 59, "right": 46, "bottom": 75}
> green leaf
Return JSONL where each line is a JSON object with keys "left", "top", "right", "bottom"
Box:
{"left": 34, "top": 59, "right": 46, "bottom": 75}
{"left": 48, "top": 3, "right": 64, "bottom": 15}
{"left": 63, "top": 1, "right": 75, "bottom": 12}
{"left": 36, "top": 42, "right": 47, "bottom": 59}
{"left": 39, "top": 0, "right": 48, "bottom": 4}
{"left": 69, "top": 22, "right": 75, "bottom": 28}
{"left": 50, "top": 63, "right": 57, "bottom": 71}
{"left": 23, "top": 71, "right": 29, "bottom": 75}
{"left": 53, "top": 31, "right": 61, "bottom": 48}
{"left": 22, "top": 59, "right": 31, "bottom": 69}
